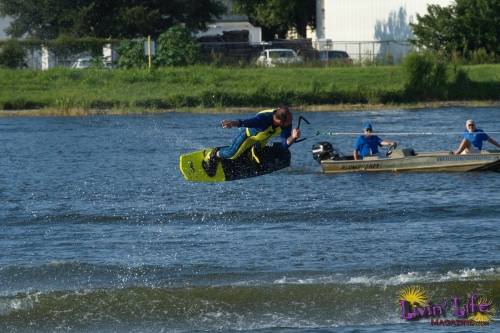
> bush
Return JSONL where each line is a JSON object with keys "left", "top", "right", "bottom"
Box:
{"left": 0, "top": 40, "right": 26, "bottom": 68}
{"left": 117, "top": 40, "right": 147, "bottom": 69}
{"left": 403, "top": 51, "right": 447, "bottom": 99}
{"left": 453, "top": 68, "right": 470, "bottom": 86}
{"left": 468, "top": 48, "right": 496, "bottom": 64}
{"left": 448, "top": 67, "right": 471, "bottom": 98}
{"left": 155, "top": 26, "right": 200, "bottom": 66}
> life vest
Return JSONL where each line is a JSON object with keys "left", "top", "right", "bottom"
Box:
{"left": 229, "top": 109, "right": 283, "bottom": 160}
{"left": 245, "top": 109, "right": 282, "bottom": 146}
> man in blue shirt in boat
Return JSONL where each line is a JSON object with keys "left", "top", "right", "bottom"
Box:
{"left": 453, "top": 119, "right": 500, "bottom": 155}
{"left": 353, "top": 123, "right": 396, "bottom": 160}
{"left": 202, "top": 105, "right": 301, "bottom": 176}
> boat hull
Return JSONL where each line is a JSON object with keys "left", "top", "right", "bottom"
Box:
{"left": 320, "top": 151, "right": 500, "bottom": 173}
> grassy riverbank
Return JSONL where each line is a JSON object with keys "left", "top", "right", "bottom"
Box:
{"left": 0, "top": 65, "right": 499, "bottom": 114}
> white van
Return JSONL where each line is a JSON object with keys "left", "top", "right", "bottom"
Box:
{"left": 256, "top": 49, "right": 303, "bottom": 67}
{"left": 71, "top": 56, "right": 112, "bottom": 69}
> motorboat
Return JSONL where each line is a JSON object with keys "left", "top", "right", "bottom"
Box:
{"left": 312, "top": 142, "right": 500, "bottom": 173}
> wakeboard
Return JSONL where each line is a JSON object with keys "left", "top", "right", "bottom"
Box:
{"left": 179, "top": 143, "right": 291, "bottom": 182}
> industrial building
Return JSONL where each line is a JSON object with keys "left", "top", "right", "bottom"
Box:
{"left": 314, "top": 0, "right": 453, "bottom": 62}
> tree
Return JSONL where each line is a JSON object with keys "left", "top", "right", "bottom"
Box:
{"left": 116, "top": 39, "right": 147, "bottom": 69}
{"left": 411, "top": 0, "right": 499, "bottom": 58}
{"left": 0, "top": 39, "right": 26, "bottom": 68}
{"left": 155, "top": 26, "right": 200, "bottom": 66}
{"left": 232, "top": 0, "right": 315, "bottom": 39}
{"left": 0, "top": 0, "right": 226, "bottom": 39}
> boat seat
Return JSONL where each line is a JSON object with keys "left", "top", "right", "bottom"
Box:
{"left": 390, "top": 148, "right": 415, "bottom": 158}
{"left": 363, "top": 155, "right": 381, "bottom": 160}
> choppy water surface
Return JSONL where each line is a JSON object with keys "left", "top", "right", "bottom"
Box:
{"left": 0, "top": 107, "right": 499, "bottom": 332}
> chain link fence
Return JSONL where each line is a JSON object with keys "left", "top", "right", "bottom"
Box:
{"left": 313, "top": 39, "right": 414, "bottom": 64}
{"left": 1, "top": 37, "right": 415, "bottom": 69}
{"left": 199, "top": 39, "right": 415, "bottom": 65}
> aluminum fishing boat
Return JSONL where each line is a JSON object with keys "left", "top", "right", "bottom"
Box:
{"left": 312, "top": 142, "right": 500, "bottom": 173}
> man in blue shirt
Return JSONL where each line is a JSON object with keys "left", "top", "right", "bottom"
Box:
{"left": 202, "top": 105, "right": 301, "bottom": 176}
{"left": 453, "top": 119, "right": 500, "bottom": 154}
{"left": 353, "top": 123, "right": 396, "bottom": 160}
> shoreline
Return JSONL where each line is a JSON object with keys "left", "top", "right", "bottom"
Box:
{"left": 0, "top": 100, "right": 498, "bottom": 117}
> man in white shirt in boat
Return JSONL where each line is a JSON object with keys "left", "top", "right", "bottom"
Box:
{"left": 453, "top": 119, "right": 500, "bottom": 155}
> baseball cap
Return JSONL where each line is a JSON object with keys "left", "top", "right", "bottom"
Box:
{"left": 363, "top": 122, "right": 373, "bottom": 130}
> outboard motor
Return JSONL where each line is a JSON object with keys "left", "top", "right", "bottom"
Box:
{"left": 312, "top": 142, "right": 338, "bottom": 163}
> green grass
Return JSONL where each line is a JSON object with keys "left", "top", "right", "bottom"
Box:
{"left": 0, "top": 64, "right": 498, "bottom": 111}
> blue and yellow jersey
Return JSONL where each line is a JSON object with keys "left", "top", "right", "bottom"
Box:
{"left": 238, "top": 109, "right": 292, "bottom": 149}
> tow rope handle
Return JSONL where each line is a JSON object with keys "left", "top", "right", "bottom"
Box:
{"left": 295, "top": 116, "right": 310, "bottom": 143}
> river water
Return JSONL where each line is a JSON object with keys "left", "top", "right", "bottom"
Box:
{"left": 0, "top": 107, "right": 499, "bottom": 332}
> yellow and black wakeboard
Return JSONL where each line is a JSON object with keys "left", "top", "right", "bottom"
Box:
{"left": 179, "top": 143, "right": 291, "bottom": 182}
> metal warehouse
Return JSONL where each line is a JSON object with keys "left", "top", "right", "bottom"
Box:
{"left": 314, "top": 0, "right": 453, "bottom": 62}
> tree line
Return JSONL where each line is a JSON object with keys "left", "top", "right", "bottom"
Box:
{"left": 0, "top": 0, "right": 498, "bottom": 64}
{"left": 0, "top": 0, "right": 315, "bottom": 40}
{"left": 411, "top": 0, "right": 498, "bottom": 61}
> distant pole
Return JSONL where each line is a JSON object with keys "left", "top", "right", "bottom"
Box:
{"left": 147, "top": 36, "right": 152, "bottom": 70}
{"left": 358, "top": 42, "right": 361, "bottom": 65}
